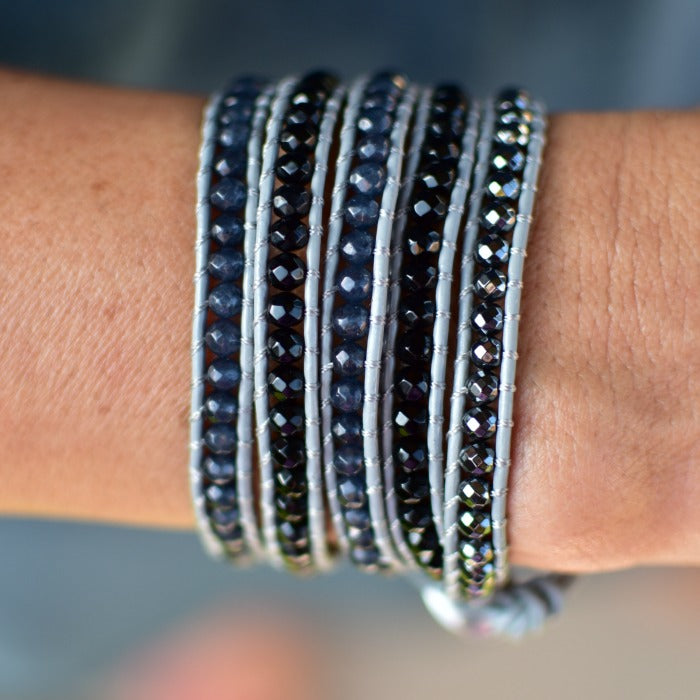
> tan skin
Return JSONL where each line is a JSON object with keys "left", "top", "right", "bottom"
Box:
{"left": 0, "top": 68, "right": 698, "bottom": 575}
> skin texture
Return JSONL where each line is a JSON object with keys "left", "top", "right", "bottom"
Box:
{"left": 0, "top": 68, "right": 697, "bottom": 574}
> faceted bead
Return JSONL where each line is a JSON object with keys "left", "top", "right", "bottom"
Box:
{"left": 332, "top": 341, "right": 364, "bottom": 376}
{"left": 396, "top": 367, "right": 429, "bottom": 402}
{"left": 463, "top": 561, "right": 496, "bottom": 588}
{"left": 465, "top": 369, "right": 499, "bottom": 405}
{"left": 457, "top": 510, "right": 492, "bottom": 539}
{"left": 219, "top": 101, "right": 254, "bottom": 126}
{"left": 470, "top": 335, "right": 501, "bottom": 368}
{"left": 336, "top": 264, "right": 372, "bottom": 302}
{"left": 394, "top": 439, "right": 428, "bottom": 473}
{"left": 332, "top": 303, "right": 369, "bottom": 340}
{"left": 208, "top": 282, "right": 242, "bottom": 318}
{"left": 271, "top": 437, "right": 305, "bottom": 470}
{"left": 297, "top": 70, "right": 337, "bottom": 95}
{"left": 268, "top": 293, "right": 304, "bottom": 327}
{"left": 362, "top": 91, "right": 398, "bottom": 111}
{"left": 349, "top": 162, "right": 386, "bottom": 196}
{"left": 331, "top": 413, "right": 363, "bottom": 444}
{"left": 210, "top": 507, "right": 242, "bottom": 538}
{"left": 340, "top": 229, "right": 374, "bottom": 264}
{"left": 423, "top": 140, "right": 460, "bottom": 163}
{"left": 344, "top": 195, "right": 380, "bottom": 228}
{"left": 286, "top": 102, "right": 320, "bottom": 128}
{"left": 347, "top": 525, "right": 374, "bottom": 548}
{"left": 399, "top": 294, "right": 435, "bottom": 327}
{"left": 494, "top": 123, "right": 530, "bottom": 147}
{"left": 406, "top": 227, "right": 441, "bottom": 256}
{"left": 490, "top": 144, "right": 525, "bottom": 173}
{"left": 203, "top": 454, "right": 236, "bottom": 484}
{"left": 213, "top": 150, "right": 246, "bottom": 179}
{"left": 334, "top": 445, "right": 364, "bottom": 476}
{"left": 205, "top": 320, "right": 241, "bottom": 356}
{"left": 496, "top": 87, "right": 531, "bottom": 112}
{"left": 223, "top": 77, "right": 262, "bottom": 100}
{"left": 474, "top": 268, "right": 507, "bottom": 300}
{"left": 394, "top": 403, "right": 429, "bottom": 438}
{"left": 344, "top": 506, "right": 371, "bottom": 530}
{"left": 210, "top": 213, "right": 245, "bottom": 246}
{"left": 279, "top": 124, "right": 316, "bottom": 153}
{"left": 350, "top": 544, "right": 380, "bottom": 568}
{"left": 475, "top": 233, "right": 509, "bottom": 267}
{"left": 365, "top": 71, "right": 406, "bottom": 96}
{"left": 278, "top": 520, "right": 309, "bottom": 548}
{"left": 280, "top": 545, "right": 311, "bottom": 565}
{"left": 460, "top": 539, "right": 494, "bottom": 568}
{"left": 459, "top": 444, "right": 495, "bottom": 476}
{"left": 485, "top": 171, "right": 521, "bottom": 201}
{"left": 432, "top": 83, "right": 466, "bottom": 110}
{"left": 396, "top": 471, "right": 430, "bottom": 504}
{"left": 208, "top": 249, "right": 244, "bottom": 281}
{"left": 270, "top": 218, "right": 309, "bottom": 252}
{"left": 268, "top": 252, "right": 306, "bottom": 291}
{"left": 276, "top": 467, "right": 307, "bottom": 497}
{"left": 330, "top": 379, "right": 363, "bottom": 412}
{"left": 411, "top": 190, "right": 449, "bottom": 223}
{"left": 470, "top": 302, "right": 504, "bottom": 333}
{"left": 425, "top": 115, "right": 463, "bottom": 142}
{"left": 479, "top": 203, "right": 517, "bottom": 234}
{"left": 407, "top": 528, "right": 439, "bottom": 557}
{"left": 267, "top": 329, "right": 304, "bottom": 363}
{"left": 205, "top": 483, "right": 238, "bottom": 507}
{"left": 272, "top": 185, "right": 311, "bottom": 218}
{"left": 276, "top": 494, "right": 306, "bottom": 523}
{"left": 499, "top": 108, "right": 534, "bottom": 126}
{"left": 402, "top": 257, "right": 438, "bottom": 292}
{"left": 458, "top": 478, "right": 491, "bottom": 509}
{"left": 207, "top": 359, "right": 241, "bottom": 390}
{"left": 462, "top": 406, "right": 497, "bottom": 441}
{"left": 357, "top": 108, "right": 392, "bottom": 135}
{"left": 338, "top": 476, "right": 367, "bottom": 509}
{"left": 417, "top": 161, "right": 455, "bottom": 191}
{"left": 218, "top": 124, "right": 250, "bottom": 151}
{"left": 204, "top": 391, "right": 238, "bottom": 422}
{"left": 204, "top": 423, "right": 237, "bottom": 454}
{"left": 396, "top": 333, "right": 431, "bottom": 364}
{"left": 276, "top": 152, "right": 312, "bottom": 184}
{"left": 210, "top": 177, "right": 247, "bottom": 212}
{"left": 268, "top": 366, "right": 304, "bottom": 401}
{"left": 269, "top": 401, "right": 304, "bottom": 436}
{"left": 356, "top": 135, "right": 390, "bottom": 163}
{"left": 400, "top": 503, "right": 432, "bottom": 532}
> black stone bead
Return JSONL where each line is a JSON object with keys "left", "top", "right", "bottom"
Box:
{"left": 402, "top": 257, "right": 439, "bottom": 293}
{"left": 340, "top": 229, "right": 374, "bottom": 264}
{"left": 206, "top": 359, "right": 241, "bottom": 390}
{"left": 210, "top": 177, "right": 247, "bottom": 212}
{"left": 276, "top": 494, "right": 307, "bottom": 523}
{"left": 432, "top": 83, "right": 466, "bottom": 110}
{"left": 495, "top": 87, "right": 531, "bottom": 112}
{"left": 204, "top": 423, "right": 237, "bottom": 454}
{"left": 400, "top": 503, "right": 433, "bottom": 532}
{"left": 205, "top": 482, "right": 237, "bottom": 507}
{"left": 213, "top": 150, "right": 246, "bottom": 179}
{"left": 460, "top": 539, "right": 494, "bottom": 568}
{"left": 268, "top": 293, "right": 304, "bottom": 327}
{"left": 474, "top": 268, "right": 508, "bottom": 300}
{"left": 271, "top": 437, "right": 305, "bottom": 470}
{"left": 344, "top": 506, "right": 371, "bottom": 530}
{"left": 417, "top": 161, "right": 455, "bottom": 191}
{"left": 394, "top": 402, "right": 429, "bottom": 438}
{"left": 394, "top": 439, "right": 428, "bottom": 473}
{"left": 332, "top": 303, "right": 369, "bottom": 340}
{"left": 276, "top": 467, "right": 307, "bottom": 498}
{"left": 470, "top": 302, "right": 504, "bottom": 334}
{"left": 330, "top": 379, "right": 363, "bottom": 413}
{"left": 332, "top": 341, "right": 364, "bottom": 377}
{"left": 485, "top": 171, "right": 521, "bottom": 201}
{"left": 407, "top": 528, "right": 440, "bottom": 558}
{"left": 396, "top": 367, "right": 429, "bottom": 402}
{"left": 423, "top": 139, "right": 461, "bottom": 163}
{"left": 205, "top": 319, "right": 241, "bottom": 356}
{"left": 474, "top": 233, "right": 510, "bottom": 267}
{"left": 334, "top": 445, "right": 364, "bottom": 476}
{"left": 203, "top": 454, "right": 236, "bottom": 484}
{"left": 297, "top": 70, "right": 337, "bottom": 95}
{"left": 279, "top": 123, "right": 316, "bottom": 153}
{"left": 405, "top": 227, "right": 441, "bottom": 256}
{"left": 270, "top": 218, "right": 309, "bottom": 252}
{"left": 459, "top": 444, "right": 495, "bottom": 476}
{"left": 268, "top": 252, "right": 306, "bottom": 291}
{"left": 344, "top": 195, "right": 380, "bottom": 228}
{"left": 331, "top": 413, "right": 363, "bottom": 444}
{"left": 349, "top": 162, "right": 386, "bottom": 196}
{"left": 276, "top": 152, "right": 312, "bottom": 184}
{"left": 470, "top": 335, "right": 501, "bottom": 368}
{"left": 336, "top": 264, "right": 372, "bottom": 302}
{"left": 217, "top": 124, "right": 250, "bottom": 151}
{"left": 278, "top": 520, "right": 309, "bottom": 548}
{"left": 458, "top": 478, "right": 491, "bottom": 509}
{"left": 208, "top": 282, "right": 242, "bottom": 318}
{"left": 204, "top": 391, "right": 238, "bottom": 423}
{"left": 479, "top": 203, "right": 517, "bottom": 234}
{"left": 337, "top": 476, "right": 367, "bottom": 509}
{"left": 280, "top": 543, "right": 311, "bottom": 563}
{"left": 410, "top": 190, "right": 449, "bottom": 224}
{"left": 269, "top": 401, "right": 304, "bottom": 436}
{"left": 209, "top": 213, "right": 245, "bottom": 246}
{"left": 272, "top": 185, "right": 311, "bottom": 219}
{"left": 425, "top": 115, "right": 463, "bottom": 143}
{"left": 490, "top": 143, "right": 526, "bottom": 173}
{"left": 399, "top": 294, "right": 435, "bottom": 327}
{"left": 208, "top": 249, "right": 244, "bottom": 281}
{"left": 285, "top": 102, "right": 321, "bottom": 129}
{"left": 396, "top": 471, "right": 430, "bottom": 504}
{"left": 267, "top": 329, "right": 304, "bottom": 363}
{"left": 396, "top": 333, "right": 431, "bottom": 364}
{"left": 494, "top": 123, "right": 531, "bottom": 147}
{"left": 457, "top": 510, "right": 492, "bottom": 539}
{"left": 462, "top": 406, "right": 497, "bottom": 441}
{"left": 268, "top": 366, "right": 304, "bottom": 401}
{"left": 465, "top": 369, "right": 499, "bottom": 405}
{"left": 356, "top": 135, "right": 390, "bottom": 163}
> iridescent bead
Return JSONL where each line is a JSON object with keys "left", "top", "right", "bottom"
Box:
{"left": 394, "top": 439, "right": 428, "bottom": 472}
{"left": 463, "top": 561, "right": 496, "bottom": 589}
{"left": 276, "top": 152, "right": 313, "bottom": 184}
{"left": 479, "top": 203, "right": 517, "bottom": 234}
{"left": 268, "top": 293, "right": 304, "bottom": 327}
{"left": 457, "top": 510, "right": 492, "bottom": 539}
{"left": 494, "top": 123, "right": 530, "bottom": 147}
{"left": 267, "top": 329, "right": 304, "bottom": 363}
{"left": 331, "top": 413, "right": 363, "bottom": 444}
{"left": 203, "top": 454, "right": 236, "bottom": 484}
{"left": 203, "top": 391, "right": 238, "bottom": 422}
{"left": 417, "top": 161, "right": 455, "bottom": 191}
{"left": 485, "top": 171, "right": 521, "bottom": 201}
{"left": 349, "top": 162, "right": 386, "bottom": 196}
{"left": 336, "top": 264, "right": 372, "bottom": 302}
{"left": 490, "top": 144, "right": 525, "bottom": 173}
{"left": 271, "top": 437, "right": 305, "bottom": 470}
{"left": 470, "top": 302, "right": 504, "bottom": 334}
{"left": 269, "top": 401, "right": 304, "bottom": 436}
{"left": 332, "top": 341, "right": 364, "bottom": 376}
{"left": 458, "top": 478, "right": 491, "bottom": 509}
{"left": 460, "top": 540, "right": 494, "bottom": 568}
{"left": 330, "top": 379, "right": 363, "bottom": 413}
{"left": 462, "top": 406, "right": 497, "bottom": 441}
{"left": 208, "top": 249, "right": 244, "bottom": 281}
{"left": 208, "top": 282, "right": 242, "bottom": 318}
{"left": 344, "top": 195, "right": 380, "bottom": 228}
{"left": 474, "top": 233, "right": 509, "bottom": 267}
{"left": 210, "top": 214, "right": 245, "bottom": 246}
{"left": 206, "top": 359, "right": 241, "bottom": 390}
{"left": 470, "top": 335, "right": 501, "bottom": 368}
{"left": 204, "top": 423, "right": 237, "bottom": 454}
{"left": 273, "top": 185, "right": 311, "bottom": 218}
{"left": 356, "top": 135, "right": 390, "bottom": 162}
{"left": 459, "top": 444, "right": 495, "bottom": 476}
{"left": 268, "top": 252, "right": 306, "bottom": 291}
{"left": 396, "top": 367, "right": 429, "bottom": 402}
{"left": 465, "top": 369, "right": 499, "bottom": 405}
{"left": 270, "top": 218, "right": 309, "bottom": 251}
{"left": 338, "top": 476, "right": 367, "bottom": 509}
{"left": 474, "top": 268, "right": 507, "bottom": 300}
{"left": 340, "top": 229, "right": 374, "bottom": 264}
{"left": 209, "top": 177, "right": 246, "bottom": 212}
{"left": 205, "top": 320, "right": 241, "bottom": 356}
{"left": 268, "top": 366, "right": 304, "bottom": 401}
{"left": 332, "top": 303, "right": 369, "bottom": 340}
{"left": 334, "top": 445, "right": 364, "bottom": 476}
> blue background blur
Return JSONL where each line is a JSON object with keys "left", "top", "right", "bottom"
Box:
{"left": 0, "top": 1, "right": 699, "bottom": 698}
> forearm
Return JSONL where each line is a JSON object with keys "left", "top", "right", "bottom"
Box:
{"left": 0, "top": 68, "right": 697, "bottom": 573}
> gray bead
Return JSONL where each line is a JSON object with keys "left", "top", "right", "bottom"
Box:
{"left": 206, "top": 359, "right": 241, "bottom": 390}
{"left": 332, "top": 303, "right": 369, "bottom": 340}
{"left": 459, "top": 444, "right": 495, "bottom": 476}
{"left": 205, "top": 320, "right": 241, "bottom": 356}
{"left": 479, "top": 203, "right": 517, "bottom": 234}
{"left": 208, "top": 249, "right": 244, "bottom": 281}
{"left": 474, "top": 268, "right": 507, "bottom": 300}
{"left": 204, "top": 391, "right": 238, "bottom": 422}
{"left": 349, "top": 162, "right": 386, "bottom": 196}
{"left": 458, "top": 478, "right": 491, "bottom": 509}
{"left": 331, "top": 413, "right": 363, "bottom": 444}
{"left": 465, "top": 369, "right": 499, "bottom": 405}
{"left": 474, "top": 234, "right": 509, "bottom": 267}
{"left": 204, "top": 423, "right": 237, "bottom": 454}
{"left": 210, "top": 214, "right": 245, "bottom": 246}
{"left": 344, "top": 195, "right": 380, "bottom": 228}
{"left": 330, "top": 379, "right": 363, "bottom": 412}
{"left": 357, "top": 108, "right": 392, "bottom": 135}
{"left": 202, "top": 454, "right": 236, "bottom": 484}
{"left": 208, "top": 283, "right": 242, "bottom": 318}
{"left": 209, "top": 177, "right": 247, "bottom": 212}
{"left": 336, "top": 264, "right": 372, "bottom": 302}
{"left": 470, "top": 335, "right": 501, "bottom": 368}
{"left": 356, "top": 135, "right": 390, "bottom": 163}
{"left": 470, "top": 302, "right": 504, "bottom": 334}
{"left": 338, "top": 476, "right": 367, "bottom": 509}
{"left": 334, "top": 445, "right": 364, "bottom": 476}
{"left": 332, "top": 341, "right": 364, "bottom": 376}
{"left": 340, "top": 229, "right": 374, "bottom": 264}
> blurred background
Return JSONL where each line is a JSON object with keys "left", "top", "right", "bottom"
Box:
{"left": 0, "top": 1, "right": 699, "bottom": 698}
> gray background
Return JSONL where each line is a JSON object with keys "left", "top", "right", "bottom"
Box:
{"left": 0, "top": 0, "right": 698, "bottom": 698}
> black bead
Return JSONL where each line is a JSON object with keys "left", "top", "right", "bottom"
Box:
{"left": 490, "top": 144, "right": 526, "bottom": 173}
{"left": 271, "top": 437, "right": 305, "bottom": 470}
{"left": 399, "top": 294, "right": 435, "bottom": 327}
{"left": 210, "top": 214, "right": 245, "bottom": 246}
{"left": 204, "top": 391, "right": 238, "bottom": 422}
{"left": 394, "top": 402, "right": 429, "bottom": 438}
{"left": 297, "top": 70, "right": 337, "bottom": 95}
{"left": 268, "top": 252, "right": 306, "bottom": 291}
{"left": 204, "top": 423, "right": 237, "bottom": 454}
{"left": 407, "top": 528, "right": 440, "bottom": 559}
{"left": 474, "top": 268, "right": 507, "bottom": 300}
{"left": 396, "top": 367, "right": 429, "bottom": 402}
{"left": 210, "top": 177, "right": 246, "bottom": 212}
{"left": 394, "top": 439, "right": 428, "bottom": 473}
{"left": 276, "top": 467, "right": 307, "bottom": 498}
{"left": 334, "top": 445, "right": 364, "bottom": 476}
{"left": 432, "top": 83, "right": 467, "bottom": 111}
{"left": 396, "top": 471, "right": 430, "bottom": 504}
{"left": 457, "top": 510, "right": 492, "bottom": 539}
{"left": 208, "top": 282, "right": 242, "bottom": 318}
{"left": 269, "top": 401, "right": 304, "bottom": 436}
{"left": 485, "top": 171, "right": 521, "bottom": 201}
{"left": 495, "top": 87, "right": 531, "bottom": 112}
{"left": 462, "top": 561, "right": 496, "bottom": 589}
{"left": 470, "top": 335, "right": 501, "bottom": 368}
{"left": 396, "top": 333, "right": 431, "bottom": 364}
{"left": 276, "top": 494, "right": 307, "bottom": 523}
{"left": 417, "top": 161, "right": 455, "bottom": 191}
{"left": 331, "top": 413, "right": 363, "bottom": 444}
{"left": 332, "top": 341, "right": 364, "bottom": 377}
{"left": 494, "top": 123, "right": 530, "bottom": 148}
{"left": 267, "top": 329, "right": 304, "bottom": 363}
{"left": 356, "top": 135, "right": 390, "bottom": 163}
{"left": 423, "top": 139, "right": 460, "bottom": 163}
{"left": 462, "top": 406, "right": 497, "bottom": 441}
{"left": 479, "top": 203, "right": 517, "bottom": 234}
{"left": 205, "top": 319, "right": 241, "bottom": 356}
{"left": 278, "top": 520, "right": 309, "bottom": 548}
{"left": 400, "top": 503, "right": 432, "bottom": 532}
{"left": 425, "top": 115, "right": 463, "bottom": 143}
{"left": 470, "top": 302, "right": 504, "bottom": 334}
{"left": 208, "top": 249, "right": 244, "bottom": 281}
{"left": 402, "top": 256, "right": 438, "bottom": 292}
{"left": 459, "top": 444, "right": 495, "bottom": 476}
{"left": 268, "top": 366, "right": 304, "bottom": 401}
{"left": 270, "top": 218, "right": 310, "bottom": 252}
{"left": 279, "top": 123, "right": 316, "bottom": 153}
{"left": 213, "top": 150, "right": 246, "bottom": 179}
{"left": 458, "top": 478, "right": 491, "bottom": 509}
{"left": 202, "top": 454, "right": 236, "bottom": 484}
{"left": 405, "top": 227, "right": 441, "bottom": 256}
{"left": 268, "top": 293, "right": 304, "bottom": 327}
{"left": 276, "top": 153, "right": 313, "bottom": 184}
{"left": 410, "top": 190, "right": 449, "bottom": 224}
{"left": 338, "top": 476, "right": 367, "bottom": 509}
{"left": 285, "top": 102, "right": 321, "bottom": 129}
{"left": 475, "top": 233, "right": 509, "bottom": 267}
{"left": 206, "top": 359, "right": 241, "bottom": 390}
{"left": 465, "top": 369, "right": 499, "bottom": 405}
{"left": 273, "top": 185, "right": 311, "bottom": 219}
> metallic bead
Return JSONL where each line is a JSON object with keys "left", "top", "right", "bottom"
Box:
{"left": 457, "top": 510, "right": 492, "bottom": 539}
{"left": 485, "top": 171, "right": 521, "bottom": 201}
{"left": 479, "top": 203, "right": 517, "bottom": 234}
{"left": 470, "top": 302, "right": 504, "bottom": 334}
{"left": 475, "top": 233, "right": 509, "bottom": 267}
{"left": 490, "top": 144, "right": 525, "bottom": 173}
{"left": 465, "top": 369, "right": 499, "bottom": 405}
{"left": 460, "top": 540, "right": 494, "bottom": 568}
{"left": 459, "top": 444, "right": 495, "bottom": 476}
{"left": 474, "top": 268, "right": 507, "bottom": 300}
{"left": 470, "top": 335, "right": 501, "bottom": 368}
{"left": 458, "top": 478, "right": 491, "bottom": 509}
{"left": 462, "top": 406, "right": 497, "bottom": 441}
